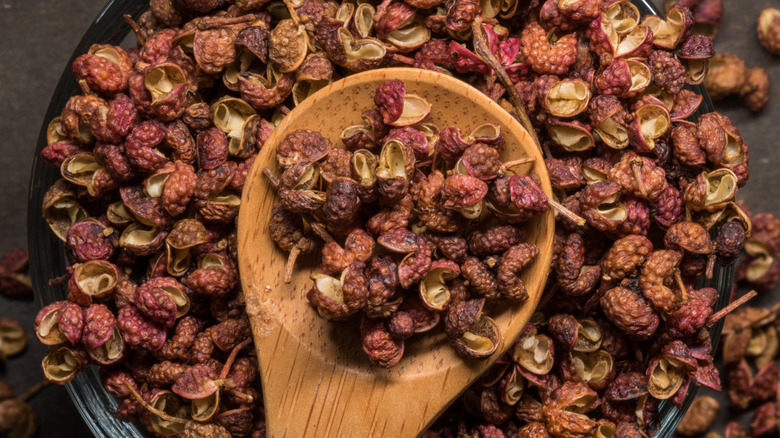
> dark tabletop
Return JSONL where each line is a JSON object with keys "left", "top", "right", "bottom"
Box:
{"left": 0, "top": 0, "right": 777, "bottom": 436}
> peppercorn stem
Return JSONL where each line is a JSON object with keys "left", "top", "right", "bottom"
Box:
{"left": 705, "top": 253, "right": 716, "bottom": 279}
{"left": 309, "top": 222, "right": 334, "bottom": 243}
{"left": 77, "top": 79, "right": 92, "bottom": 96}
{"left": 123, "top": 14, "right": 146, "bottom": 45}
{"left": 471, "top": 18, "right": 544, "bottom": 158}
{"left": 282, "top": 1, "right": 302, "bottom": 25}
{"left": 673, "top": 269, "right": 689, "bottom": 303}
{"left": 547, "top": 198, "right": 586, "bottom": 226}
{"left": 226, "top": 388, "right": 256, "bottom": 404}
{"left": 501, "top": 157, "right": 536, "bottom": 170}
{"left": 219, "top": 338, "right": 252, "bottom": 380}
{"left": 17, "top": 380, "right": 52, "bottom": 403}
{"left": 196, "top": 14, "right": 259, "bottom": 30}
{"left": 48, "top": 273, "right": 69, "bottom": 286}
{"left": 392, "top": 54, "right": 415, "bottom": 65}
{"left": 284, "top": 245, "right": 302, "bottom": 284}
{"left": 123, "top": 382, "right": 187, "bottom": 424}
{"left": 707, "top": 290, "right": 758, "bottom": 327}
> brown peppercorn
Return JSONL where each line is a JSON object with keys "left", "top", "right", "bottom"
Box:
{"left": 676, "top": 395, "right": 719, "bottom": 436}
{"left": 72, "top": 45, "right": 132, "bottom": 95}
{"left": 703, "top": 53, "right": 747, "bottom": 100}
{"left": 211, "top": 317, "right": 251, "bottom": 352}
{"left": 608, "top": 153, "right": 667, "bottom": 201}
{"left": 124, "top": 120, "right": 169, "bottom": 173}
{"left": 183, "top": 422, "right": 231, "bottom": 438}
{"left": 601, "top": 235, "right": 653, "bottom": 282}
{"left": 715, "top": 221, "right": 746, "bottom": 265}
{"left": 520, "top": 22, "right": 578, "bottom": 75}
{"left": 321, "top": 228, "right": 375, "bottom": 274}
{"left": 546, "top": 157, "right": 585, "bottom": 190}
{"left": 322, "top": 177, "right": 360, "bottom": 227}
{"left": 360, "top": 316, "right": 404, "bottom": 368}
{"left": 387, "top": 311, "right": 415, "bottom": 340}
{"left": 757, "top": 8, "right": 780, "bottom": 55}
{"left": 461, "top": 257, "right": 499, "bottom": 300}
{"left": 752, "top": 212, "right": 780, "bottom": 248}
{"left": 467, "top": 225, "right": 524, "bottom": 256}
{"left": 0, "top": 249, "right": 32, "bottom": 299}
{"left": 671, "top": 122, "right": 706, "bottom": 166}
{"left": 639, "top": 249, "right": 683, "bottom": 313}
{"left": 0, "top": 398, "right": 37, "bottom": 438}
{"left": 581, "top": 181, "right": 625, "bottom": 232}
{"left": 423, "top": 233, "right": 468, "bottom": 264}
{"left": 600, "top": 286, "right": 659, "bottom": 340}
{"left": 739, "top": 67, "right": 770, "bottom": 112}
{"left": 673, "top": 0, "right": 723, "bottom": 38}
{"left": 665, "top": 221, "right": 712, "bottom": 254}
{"left": 147, "top": 361, "right": 190, "bottom": 387}
{"left": 648, "top": 50, "right": 686, "bottom": 95}
{"left": 116, "top": 305, "right": 166, "bottom": 352}
{"left": 496, "top": 244, "right": 538, "bottom": 301}
{"left": 542, "top": 381, "right": 597, "bottom": 437}
{"left": 364, "top": 254, "right": 401, "bottom": 319}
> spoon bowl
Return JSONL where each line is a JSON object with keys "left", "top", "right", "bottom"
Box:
{"left": 237, "top": 67, "right": 554, "bottom": 438}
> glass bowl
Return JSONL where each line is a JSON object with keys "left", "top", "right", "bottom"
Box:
{"left": 27, "top": 0, "right": 731, "bottom": 436}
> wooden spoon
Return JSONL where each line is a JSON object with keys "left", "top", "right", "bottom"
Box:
{"left": 237, "top": 68, "right": 554, "bottom": 438}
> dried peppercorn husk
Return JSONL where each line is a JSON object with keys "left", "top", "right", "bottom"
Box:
{"left": 0, "top": 249, "right": 32, "bottom": 299}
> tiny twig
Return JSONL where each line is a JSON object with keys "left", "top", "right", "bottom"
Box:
{"left": 705, "top": 252, "right": 716, "bottom": 279}
{"left": 707, "top": 290, "right": 758, "bottom": 327}
{"left": 48, "top": 273, "right": 70, "bottom": 286}
{"left": 673, "top": 269, "right": 689, "bottom": 303}
{"left": 471, "top": 18, "right": 544, "bottom": 157}
{"left": 219, "top": 338, "right": 252, "bottom": 379}
{"left": 284, "top": 245, "right": 302, "bottom": 284}
{"left": 309, "top": 222, "right": 334, "bottom": 243}
{"left": 501, "top": 157, "right": 536, "bottom": 172}
{"left": 17, "top": 380, "right": 52, "bottom": 403}
{"left": 124, "top": 382, "right": 188, "bottom": 424}
{"left": 392, "top": 54, "right": 415, "bottom": 65}
{"left": 547, "top": 198, "right": 586, "bottom": 226}
{"left": 197, "top": 14, "right": 258, "bottom": 30}
{"left": 123, "top": 14, "right": 146, "bottom": 45}
{"left": 226, "top": 388, "right": 255, "bottom": 403}
{"left": 282, "top": 1, "right": 302, "bottom": 25}
{"left": 77, "top": 79, "right": 92, "bottom": 96}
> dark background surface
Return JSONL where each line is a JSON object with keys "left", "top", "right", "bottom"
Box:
{"left": 0, "top": 0, "right": 776, "bottom": 436}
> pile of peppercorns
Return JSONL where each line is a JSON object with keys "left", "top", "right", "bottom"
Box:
{"left": 673, "top": 209, "right": 780, "bottom": 437}
{"left": 264, "top": 79, "right": 545, "bottom": 366}
{"left": 31, "top": 0, "right": 763, "bottom": 435}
